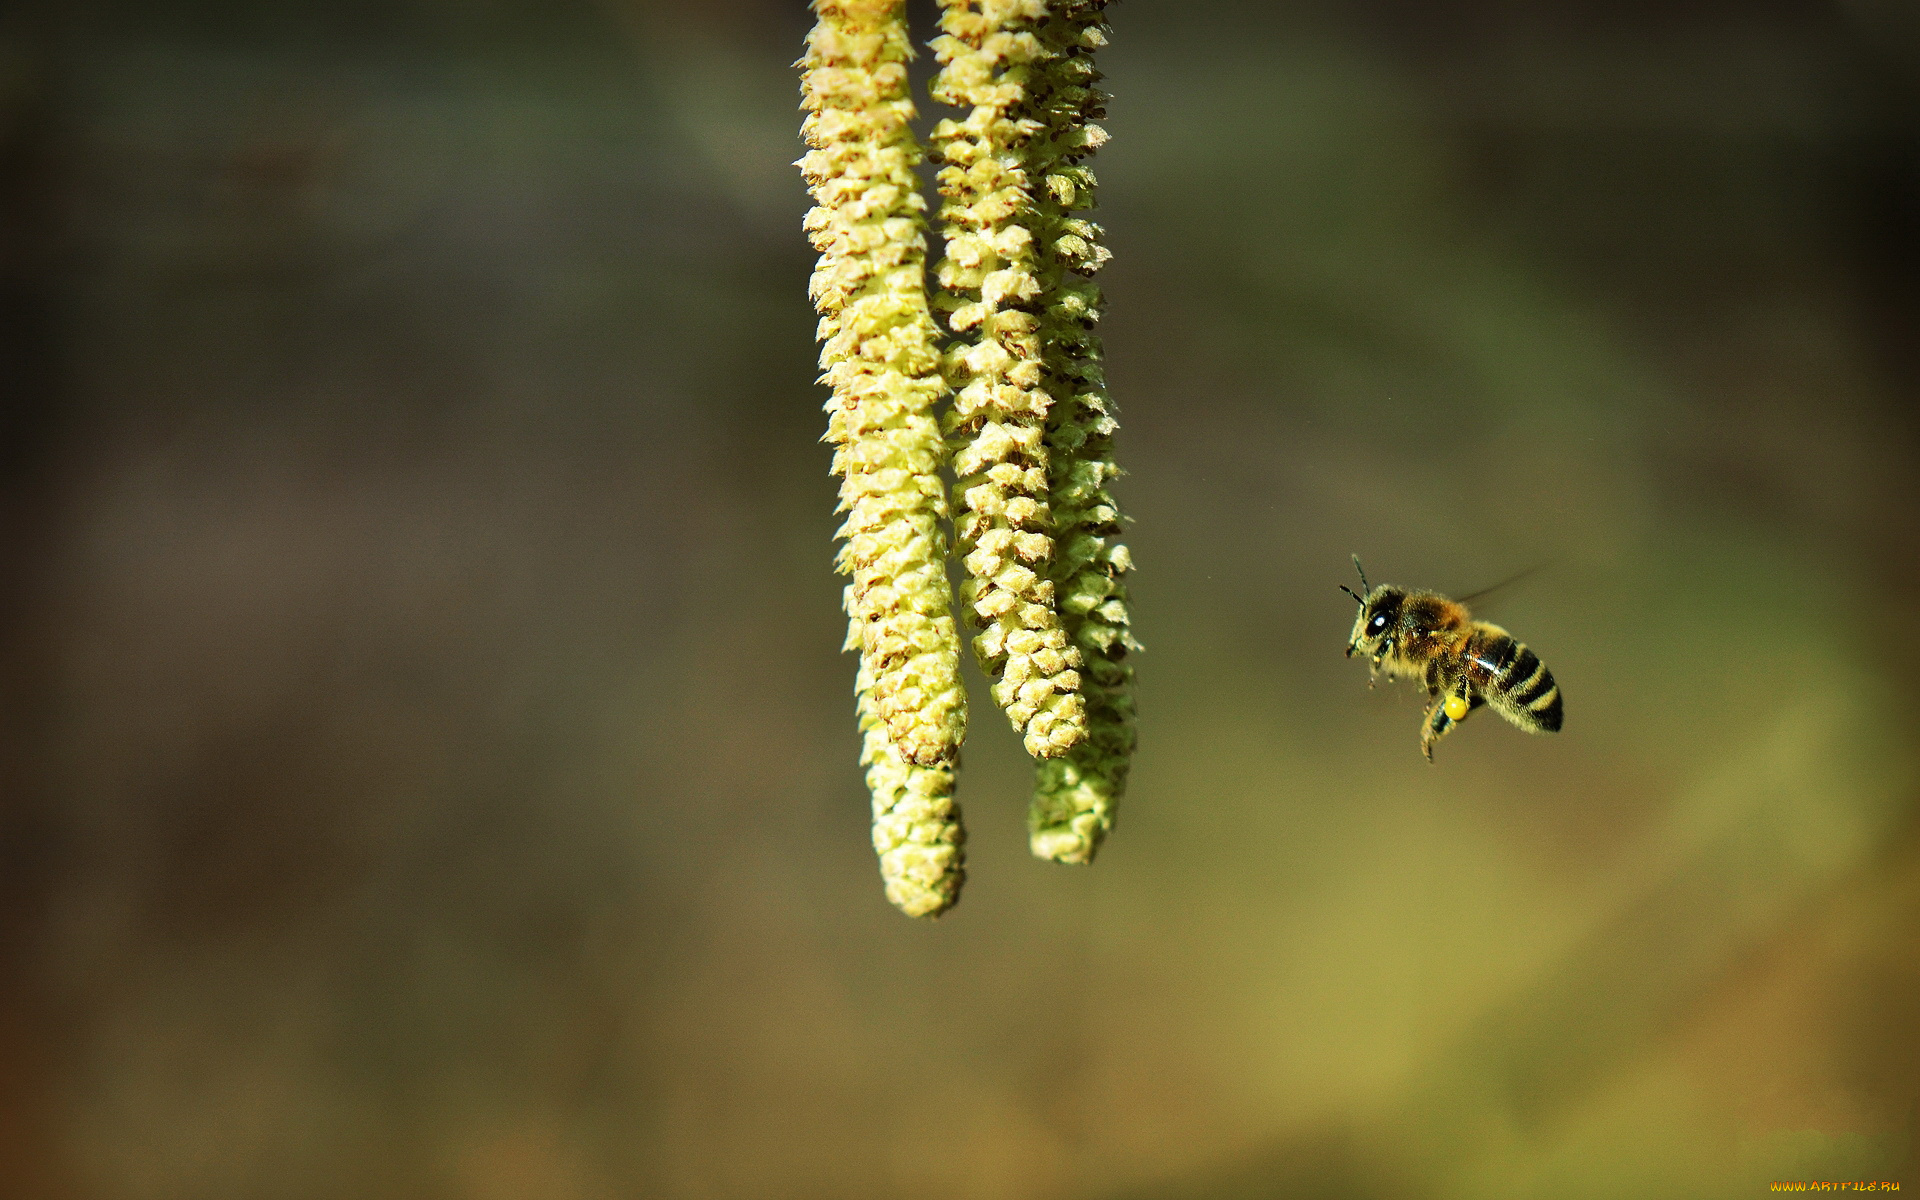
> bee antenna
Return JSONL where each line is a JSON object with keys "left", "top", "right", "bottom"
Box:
{"left": 1339, "top": 583, "right": 1365, "bottom": 607}
{"left": 1351, "top": 555, "right": 1370, "bottom": 595}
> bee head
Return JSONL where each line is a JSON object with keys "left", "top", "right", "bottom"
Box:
{"left": 1340, "top": 557, "right": 1402, "bottom": 658}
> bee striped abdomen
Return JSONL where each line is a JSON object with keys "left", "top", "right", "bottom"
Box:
{"left": 1465, "top": 624, "right": 1562, "bottom": 734}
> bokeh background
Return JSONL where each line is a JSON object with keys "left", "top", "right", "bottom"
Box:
{"left": 2, "top": 0, "right": 1918, "bottom": 1196}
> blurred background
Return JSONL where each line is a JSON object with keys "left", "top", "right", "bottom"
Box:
{"left": 1, "top": 0, "right": 1917, "bottom": 1196}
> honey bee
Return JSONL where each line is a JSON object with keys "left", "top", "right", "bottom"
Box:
{"left": 1341, "top": 557, "right": 1562, "bottom": 760}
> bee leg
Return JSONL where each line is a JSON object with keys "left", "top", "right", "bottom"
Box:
{"left": 1441, "top": 678, "right": 1475, "bottom": 723}
{"left": 1420, "top": 696, "right": 1454, "bottom": 762}
{"left": 1421, "top": 668, "right": 1472, "bottom": 762}
{"left": 1368, "top": 640, "right": 1392, "bottom": 685}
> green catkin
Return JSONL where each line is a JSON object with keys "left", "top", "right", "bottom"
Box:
{"left": 931, "top": 0, "right": 1089, "bottom": 762}
{"left": 800, "top": 0, "right": 1134, "bottom": 906}
{"left": 1026, "top": 0, "right": 1138, "bottom": 865}
{"left": 858, "top": 657, "right": 965, "bottom": 917}
{"left": 800, "top": 0, "right": 968, "bottom": 772}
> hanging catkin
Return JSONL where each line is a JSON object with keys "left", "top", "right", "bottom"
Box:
{"left": 930, "top": 0, "right": 1089, "bottom": 762}
{"left": 800, "top": 0, "right": 968, "bottom": 773}
{"left": 1026, "top": 0, "right": 1137, "bottom": 864}
{"left": 797, "top": 0, "right": 1137, "bottom": 912}
{"left": 800, "top": 0, "right": 969, "bottom": 915}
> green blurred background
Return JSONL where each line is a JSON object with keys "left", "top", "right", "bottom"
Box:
{"left": 2, "top": 1, "right": 1917, "bottom": 1197}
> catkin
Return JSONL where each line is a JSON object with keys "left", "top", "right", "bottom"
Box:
{"left": 931, "top": 0, "right": 1088, "bottom": 761}
{"left": 858, "top": 658, "right": 965, "bottom": 917}
{"left": 1027, "top": 0, "right": 1137, "bottom": 865}
{"left": 800, "top": 0, "right": 968, "bottom": 770}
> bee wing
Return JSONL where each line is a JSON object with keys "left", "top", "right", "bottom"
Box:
{"left": 1456, "top": 563, "right": 1546, "bottom": 608}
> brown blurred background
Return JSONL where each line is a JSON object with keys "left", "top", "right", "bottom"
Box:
{"left": 2, "top": 0, "right": 1918, "bottom": 1197}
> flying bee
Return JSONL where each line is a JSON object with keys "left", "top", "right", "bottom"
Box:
{"left": 1341, "top": 556, "right": 1562, "bottom": 760}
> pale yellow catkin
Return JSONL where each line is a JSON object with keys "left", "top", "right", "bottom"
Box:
{"left": 799, "top": 0, "right": 968, "bottom": 773}
{"left": 858, "top": 658, "right": 965, "bottom": 918}
{"left": 930, "top": 0, "right": 1089, "bottom": 761}
{"left": 801, "top": 0, "right": 970, "bottom": 915}
{"left": 1026, "top": 0, "right": 1137, "bottom": 865}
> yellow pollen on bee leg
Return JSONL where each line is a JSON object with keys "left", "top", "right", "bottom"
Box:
{"left": 1443, "top": 694, "right": 1470, "bottom": 721}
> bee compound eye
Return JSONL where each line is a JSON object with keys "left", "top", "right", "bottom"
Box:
{"left": 1368, "top": 613, "right": 1389, "bottom": 634}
